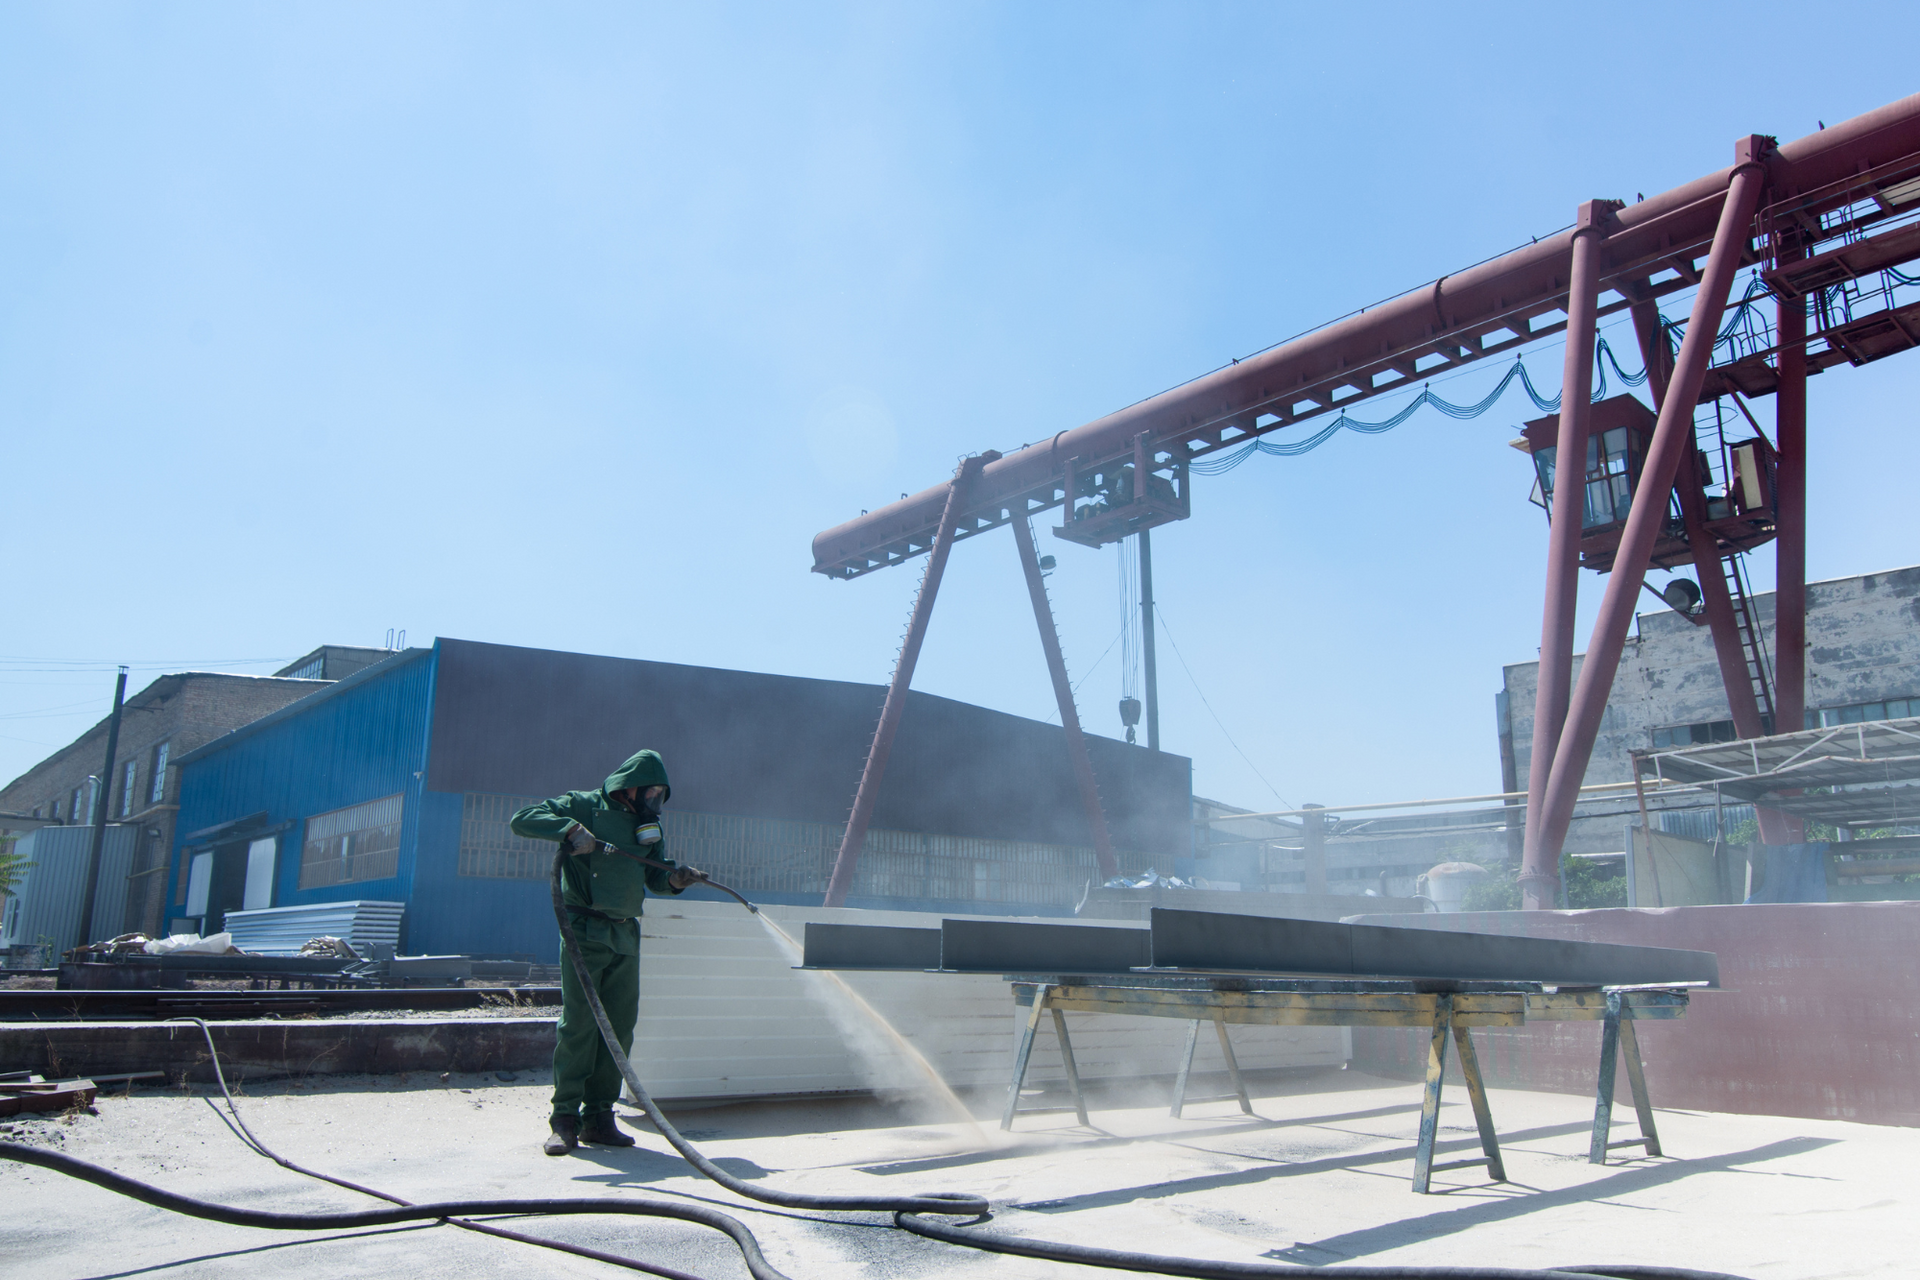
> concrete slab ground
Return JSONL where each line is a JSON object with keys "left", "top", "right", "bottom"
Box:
{"left": 1, "top": 1066, "right": 1908, "bottom": 1280}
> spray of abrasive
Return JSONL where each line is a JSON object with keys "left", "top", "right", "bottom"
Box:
{"left": 751, "top": 910, "right": 984, "bottom": 1140}
{"left": 589, "top": 842, "right": 981, "bottom": 1134}
{"left": 608, "top": 839, "right": 979, "bottom": 1133}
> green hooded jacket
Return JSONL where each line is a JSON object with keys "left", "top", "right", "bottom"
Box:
{"left": 510, "top": 751, "right": 685, "bottom": 948}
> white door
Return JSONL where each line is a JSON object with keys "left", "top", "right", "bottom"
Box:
{"left": 242, "top": 837, "right": 277, "bottom": 911}
{"left": 185, "top": 851, "right": 213, "bottom": 917}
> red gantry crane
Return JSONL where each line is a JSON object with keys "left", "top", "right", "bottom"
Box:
{"left": 810, "top": 96, "right": 1920, "bottom": 910}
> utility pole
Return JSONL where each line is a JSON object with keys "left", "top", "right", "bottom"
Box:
{"left": 77, "top": 666, "right": 128, "bottom": 948}
{"left": 1139, "top": 528, "right": 1159, "bottom": 752}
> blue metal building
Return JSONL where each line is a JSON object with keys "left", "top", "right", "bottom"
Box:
{"left": 165, "top": 639, "right": 1192, "bottom": 960}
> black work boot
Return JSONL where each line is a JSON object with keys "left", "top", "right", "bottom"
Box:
{"left": 543, "top": 1115, "right": 579, "bottom": 1156}
{"left": 578, "top": 1111, "right": 636, "bottom": 1147}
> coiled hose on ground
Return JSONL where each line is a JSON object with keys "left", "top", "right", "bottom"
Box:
{"left": 0, "top": 848, "right": 1753, "bottom": 1280}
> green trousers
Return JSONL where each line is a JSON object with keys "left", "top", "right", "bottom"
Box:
{"left": 552, "top": 929, "right": 640, "bottom": 1118}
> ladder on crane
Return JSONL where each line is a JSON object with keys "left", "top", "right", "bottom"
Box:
{"left": 1721, "top": 551, "right": 1777, "bottom": 731}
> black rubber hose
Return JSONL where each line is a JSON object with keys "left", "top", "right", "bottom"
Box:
{"left": 0, "top": 849, "right": 1755, "bottom": 1280}
{"left": 0, "top": 1139, "right": 788, "bottom": 1280}
{"left": 550, "top": 848, "right": 986, "bottom": 1218}
{"left": 166, "top": 1014, "right": 709, "bottom": 1280}
{"left": 893, "top": 1213, "right": 1752, "bottom": 1280}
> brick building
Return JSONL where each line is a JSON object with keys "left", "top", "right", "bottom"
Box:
{"left": 1499, "top": 563, "right": 1920, "bottom": 854}
{"left": 0, "top": 645, "right": 391, "bottom": 936}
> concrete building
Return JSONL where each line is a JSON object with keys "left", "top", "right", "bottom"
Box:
{"left": 163, "top": 638, "right": 1193, "bottom": 958}
{"left": 1499, "top": 563, "right": 1920, "bottom": 855}
{"left": 0, "top": 645, "right": 390, "bottom": 938}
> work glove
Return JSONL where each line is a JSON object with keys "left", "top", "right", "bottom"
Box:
{"left": 563, "top": 824, "right": 599, "bottom": 856}
{"left": 667, "top": 864, "right": 705, "bottom": 891}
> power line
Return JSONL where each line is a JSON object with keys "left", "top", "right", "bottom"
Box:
{"left": 1153, "top": 604, "right": 1293, "bottom": 810}
{"left": 1041, "top": 622, "right": 1126, "bottom": 726}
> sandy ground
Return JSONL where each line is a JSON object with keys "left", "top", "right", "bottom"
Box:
{"left": 0, "top": 1065, "right": 1908, "bottom": 1280}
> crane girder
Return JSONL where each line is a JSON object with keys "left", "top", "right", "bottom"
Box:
{"left": 813, "top": 96, "right": 1920, "bottom": 580}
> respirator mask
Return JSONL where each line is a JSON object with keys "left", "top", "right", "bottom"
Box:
{"left": 633, "top": 786, "right": 665, "bottom": 845}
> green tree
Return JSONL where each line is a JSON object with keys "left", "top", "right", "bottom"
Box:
{"left": 1461, "top": 856, "right": 1625, "bottom": 910}
{"left": 0, "top": 840, "right": 30, "bottom": 900}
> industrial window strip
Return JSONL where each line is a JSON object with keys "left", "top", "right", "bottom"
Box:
{"left": 1650, "top": 718, "right": 1741, "bottom": 750}
{"left": 457, "top": 793, "right": 554, "bottom": 880}
{"left": 298, "top": 793, "right": 403, "bottom": 890}
{"left": 456, "top": 792, "right": 1143, "bottom": 905}
{"left": 1811, "top": 696, "right": 1920, "bottom": 728}
{"left": 1653, "top": 698, "right": 1920, "bottom": 749}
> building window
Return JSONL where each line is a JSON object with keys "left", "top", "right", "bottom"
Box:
{"left": 1651, "top": 719, "right": 1737, "bottom": 750}
{"left": 150, "top": 742, "right": 170, "bottom": 804}
{"left": 1810, "top": 697, "right": 1918, "bottom": 728}
{"left": 458, "top": 793, "right": 554, "bottom": 879}
{"left": 298, "top": 794, "right": 404, "bottom": 889}
{"left": 72, "top": 785, "right": 88, "bottom": 825}
{"left": 121, "top": 760, "right": 138, "bottom": 818}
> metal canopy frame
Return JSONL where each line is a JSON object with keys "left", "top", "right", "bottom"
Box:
{"left": 1636, "top": 715, "right": 1920, "bottom": 822}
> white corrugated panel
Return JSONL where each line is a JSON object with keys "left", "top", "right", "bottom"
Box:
{"left": 631, "top": 902, "right": 1347, "bottom": 1103}
{"left": 223, "top": 901, "right": 404, "bottom": 955}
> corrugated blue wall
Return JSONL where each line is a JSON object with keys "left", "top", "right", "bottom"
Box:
{"left": 406, "top": 790, "right": 557, "bottom": 959}
{"left": 168, "top": 650, "right": 437, "bottom": 937}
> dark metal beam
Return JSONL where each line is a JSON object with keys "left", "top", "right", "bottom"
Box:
{"left": 938, "top": 920, "right": 1150, "bottom": 974}
{"left": 1148, "top": 909, "right": 1719, "bottom": 987}
{"left": 801, "top": 924, "right": 941, "bottom": 971}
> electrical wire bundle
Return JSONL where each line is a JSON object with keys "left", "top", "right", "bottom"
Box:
{"left": 1188, "top": 338, "right": 1648, "bottom": 478}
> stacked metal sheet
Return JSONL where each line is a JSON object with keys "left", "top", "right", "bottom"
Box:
{"left": 223, "top": 901, "right": 405, "bottom": 957}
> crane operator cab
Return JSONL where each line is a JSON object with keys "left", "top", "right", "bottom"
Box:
{"left": 1516, "top": 393, "right": 1779, "bottom": 573}
{"left": 1054, "top": 431, "right": 1191, "bottom": 549}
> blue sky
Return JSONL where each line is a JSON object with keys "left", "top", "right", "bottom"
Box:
{"left": 4, "top": 2, "right": 1918, "bottom": 810}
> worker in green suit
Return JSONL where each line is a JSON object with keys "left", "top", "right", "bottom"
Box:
{"left": 511, "top": 749, "right": 702, "bottom": 1155}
